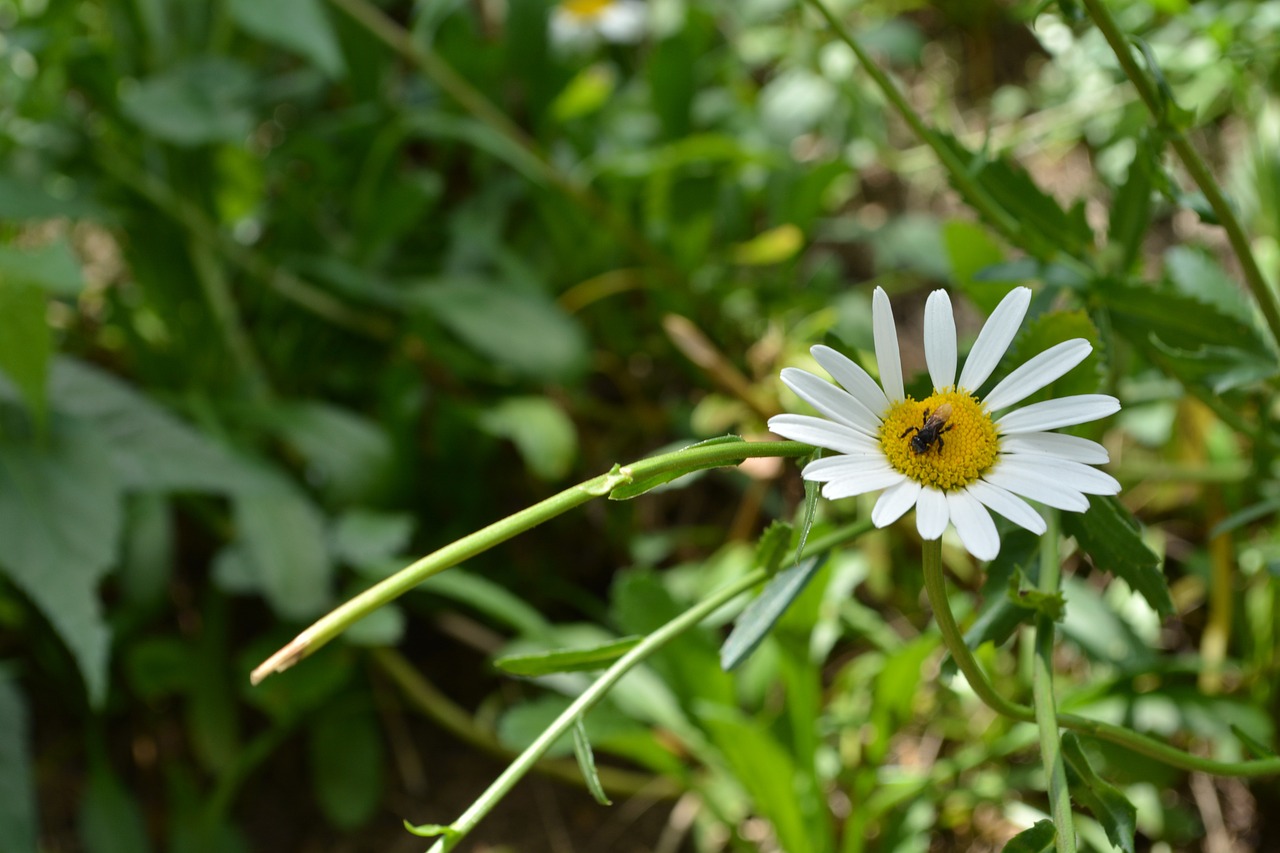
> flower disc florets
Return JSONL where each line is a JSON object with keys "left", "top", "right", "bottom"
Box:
{"left": 880, "top": 390, "right": 999, "bottom": 491}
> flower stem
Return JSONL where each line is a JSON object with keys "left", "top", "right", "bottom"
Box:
{"left": 919, "top": 537, "right": 1280, "bottom": 778}
{"left": 1078, "top": 0, "right": 1280, "bottom": 351}
{"left": 251, "top": 440, "right": 810, "bottom": 683}
{"left": 1032, "top": 513, "right": 1076, "bottom": 853}
{"left": 421, "top": 566, "right": 772, "bottom": 852}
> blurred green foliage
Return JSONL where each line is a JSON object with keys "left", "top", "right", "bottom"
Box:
{"left": 3, "top": 0, "right": 1280, "bottom": 850}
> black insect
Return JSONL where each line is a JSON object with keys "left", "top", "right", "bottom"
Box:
{"left": 900, "top": 403, "right": 954, "bottom": 455}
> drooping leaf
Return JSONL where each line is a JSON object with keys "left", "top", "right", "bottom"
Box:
{"left": 494, "top": 636, "right": 641, "bottom": 677}
{"left": 572, "top": 716, "right": 612, "bottom": 806}
{"left": 309, "top": 697, "right": 385, "bottom": 830}
{"left": 409, "top": 279, "right": 589, "bottom": 382}
{"left": 1061, "top": 495, "right": 1173, "bottom": 618}
{"left": 1002, "top": 820, "right": 1056, "bottom": 853}
{"left": 234, "top": 482, "right": 333, "bottom": 621}
{"left": 0, "top": 278, "right": 50, "bottom": 430}
{"left": 477, "top": 396, "right": 578, "bottom": 481}
{"left": 120, "top": 58, "right": 256, "bottom": 146}
{"left": 1061, "top": 733, "right": 1138, "bottom": 853}
{"left": 0, "top": 417, "right": 121, "bottom": 704}
{"left": 0, "top": 676, "right": 37, "bottom": 853}
{"left": 720, "top": 555, "right": 825, "bottom": 671}
{"left": 229, "top": 0, "right": 345, "bottom": 78}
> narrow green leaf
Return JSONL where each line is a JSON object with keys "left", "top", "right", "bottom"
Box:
{"left": 494, "top": 636, "right": 641, "bottom": 677}
{"left": 1002, "top": 820, "right": 1056, "bottom": 853}
{"left": 1061, "top": 733, "right": 1138, "bottom": 853}
{"left": 0, "top": 278, "right": 50, "bottom": 430}
{"left": 1061, "top": 495, "right": 1173, "bottom": 618}
{"left": 1209, "top": 498, "right": 1280, "bottom": 538}
{"left": 0, "top": 676, "right": 37, "bottom": 853}
{"left": 572, "top": 716, "right": 612, "bottom": 806}
{"left": 403, "top": 821, "right": 459, "bottom": 839}
{"left": 795, "top": 475, "right": 820, "bottom": 566}
{"left": 1108, "top": 137, "right": 1156, "bottom": 273}
{"left": 720, "top": 554, "right": 826, "bottom": 671}
{"left": 608, "top": 435, "right": 746, "bottom": 500}
{"left": 1230, "top": 723, "right": 1278, "bottom": 759}
{"left": 229, "top": 0, "right": 345, "bottom": 78}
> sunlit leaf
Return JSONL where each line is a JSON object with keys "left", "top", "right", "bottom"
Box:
{"left": 720, "top": 555, "right": 825, "bottom": 671}
{"left": 1062, "top": 495, "right": 1172, "bottom": 617}
{"left": 1061, "top": 733, "right": 1138, "bottom": 853}
{"left": 494, "top": 636, "right": 641, "bottom": 677}
{"left": 1002, "top": 820, "right": 1055, "bottom": 853}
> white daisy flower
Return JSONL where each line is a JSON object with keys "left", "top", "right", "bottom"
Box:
{"left": 767, "top": 286, "right": 1121, "bottom": 561}
{"left": 550, "top": 0, "right": 647, "bottom": 49}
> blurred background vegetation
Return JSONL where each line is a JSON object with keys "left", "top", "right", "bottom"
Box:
{"left": 3, "top": 0, "right": 1280, "bottom": 850}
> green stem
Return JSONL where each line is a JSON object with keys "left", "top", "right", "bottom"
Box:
{"left": 803, "top": 0, "right": 1072, "bottom": 267}
{"left": 420, "top": 566, "right": 772, "bottom": 852}
{"left": 187, "top": 236, "right": 271, "bottom": 400}
{"left": 326, "top": 0, "right": 679, "bottom": 278}
{"left": 920, "top": 534, "right": 1280, "bottom": 778}
{"left": 1031, "top": 514, "right": 1076, "bottom": 853}
{"left": 1079, "top": 0, "right": 1280, "bottom": 351}
{"left": 251, "top": 440, "right": 810, "bottom": 683}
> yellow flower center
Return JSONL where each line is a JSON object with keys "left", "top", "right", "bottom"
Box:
{"left": 561, "top": 0, "right": 614, "bottom": 19}
{"left": 879, "top": 389, "right": 999, "bottom": 491}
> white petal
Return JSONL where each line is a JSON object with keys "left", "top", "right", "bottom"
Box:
{"left": 967, "top": 479, "right": 1047, "bottom": 534}
{"left": 999, "top": 432, "right": 1109, "bottom": 464}
{"left": 957, "top": 286, "right": 1032, "bottom": 393}
{"left": 871, "top": 479, "right": 922, "bottom": 528}
{"left": 947, "top": 489, "right": 1000, "bottom": 561}
{"left": 997, "top": 456, "right": 1120, "bottom": 496}
{"left": 823, "top": 468, "right": 906, "bottom": 500}
{"left": 982, "top": 467, "right": 1089, "bottom": 512}
{"left": 982, "top": 339, "right": 1093, "bottom": 411}
{"left": 767, "top": 414, "right": 880, "bottom": 455}
{"left": 811, "top": 345, "right": 890, "bottom": 416}
{"left": 923, "top": 290, "right": 958, "bottom": 390}
{"left": 872, "top": 287, "right": 905, "bottom": 402}
{"left": 997, "top": 395, "right": 1120, "bottom": 433}
{"left": 802, "top": 454, "right": 892, "bottom": 483}
{"left": 781, "top": 368, "right": 880, "bottom": 436}
{"left": 916, "top": 487, "right": 949, "bottom": 540}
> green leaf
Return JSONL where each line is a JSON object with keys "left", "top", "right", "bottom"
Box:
{"left": 494, "top": 636, "right": 641, "bottom": 677}
{"left": 1002, "top": 820, "right": 1056, "bottom": 853}
{"left": 406, "top": 569, "right": 551, "bottom": 638}
{"left": 720, "top": 555, "right": 825, "bottom": 671}
{"left": 1108, "top": 138, "right": 1156, "bottom": 273}
{"left": 0, "top": 278, "right": 50, "bottom": 430}
{"left": 118, "top": 494, "right": 174, "bottom": 614}
{"left": 608, "top": 435, "right": 746, "bottom": 500}
{"left": 229, "top": 0, "right": 345, "bottom": 78}
{"left": 1061, "top": 495, "right": 1173, "bottom": 618}
{"left": 730, "top": 224, "right": 804, "bottom": 266}
{"left": 551, "top": 63, "right": 616, "bottom": 122}
{"left": 404, "top": 822, "right": 459, "bottom": 839}
{"left": 1006, "top": 310, "right": 1102, "bottom": 404}
{"left": 410, "top": 279, "right": 588, "bottom": 382}
{"left": 755, "top": 520, "right": 793, "bottom": 575}
{"left": 0, "top": 239, "right": 85, "bottom": 297}
{"left": 0, "top": 676, "right": 37, "bottom": 853}
{"left": 1098, "top": 279, "right": 1264, "bottom": 352}
{"left": 331, "top": 510, "right": 415, "bottom": 567}
{"left": 234, "top": 482, "right": 332, "bottom": 621}
{"left": 1006, "top": 567, "right": 1066, "bottom": 622}
{"left": 49, "top": 359, "right": 262, "bottom": 494}
{"left": 1061, "top": 733, "right": 1138, "bottom": 853}
{"left": 309, "top": 698, "right": 385, "bottom": 830}
{"left": 1163, "top": 246, "right": 1255, "bottom": 326}
{"left": 0, "top": 418, "right": 121, "bottom": 704}
{"left": 953, "top": 530, "right": 1041, "bottom": 670}
{"left": 342, "top": 602, "right": 405, "bottom": 647}
{"left": 1230, "top": 723, "right": 1277, "bottom": 759}
{"left": 942, "top": 220, "right": 1008, "bottom": 314}
{"left": 1148, "top": 336, "right": 1279, "bottom": 394}
{"left": 120, "top": 58, "right": 256, "bottom": 146}
{"left": 572, "top": 717, "right": 612, "bottom": 806}
{"left": 796, "top": 474, "right": 820, "bottom": 565}
{"left": 477, "top": 397, "right": 578, "bottom": 481}
{"left": 79, "top": 761, "right": 153, "bottom": 853}
{"left": 250, "top": 401, "right": 394, "bottom": 504}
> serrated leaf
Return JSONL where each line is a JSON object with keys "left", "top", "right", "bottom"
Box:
{"left": 229, "top": 0, "right": 345, "bottom": 78}
{"left": 0, "top": 676, "right": 37, "bottom": 853}
{"left": 608, "top": 435, "right": 747, "bottom": 500}
{"left": 0, "top": 417, "right": 121, "bottom": 705}
{"left": 1002, "top": 820, "right": 1055, "bottom": 853}
{"left": 755, "top": 521, "right": 793, "bottom": 575}
{"left": 494, "top": 636, "right": 641, "bottom": 677}
{"left": 1147, "top": 336, "right": 1279, "bottom": 394}
{"left": 0, "top": 278, "right": 50, "bottom": 430}
{"left": 1163, "top": 246, "right": 1255, "bottom": 326}
{"left": 720, "top": 555, "right": 826, "bottom": 671}
{"left": 1061, "top": 495, "right": 1172, "bottom": 617}
{"left": 572, "top": 717, "right": 612, "bottom": 806}
{"left": 1061, "top": 733, "right": 1138, "bottom": 853}
{"left": 937, "top": 133, "right": 1093, "bottom": 256}
{"left": 1098, "top": 280, "right": 1264, "bottom": 353}
{"left": 1007, "top": 567, "right": 1066, "bottom": 622}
